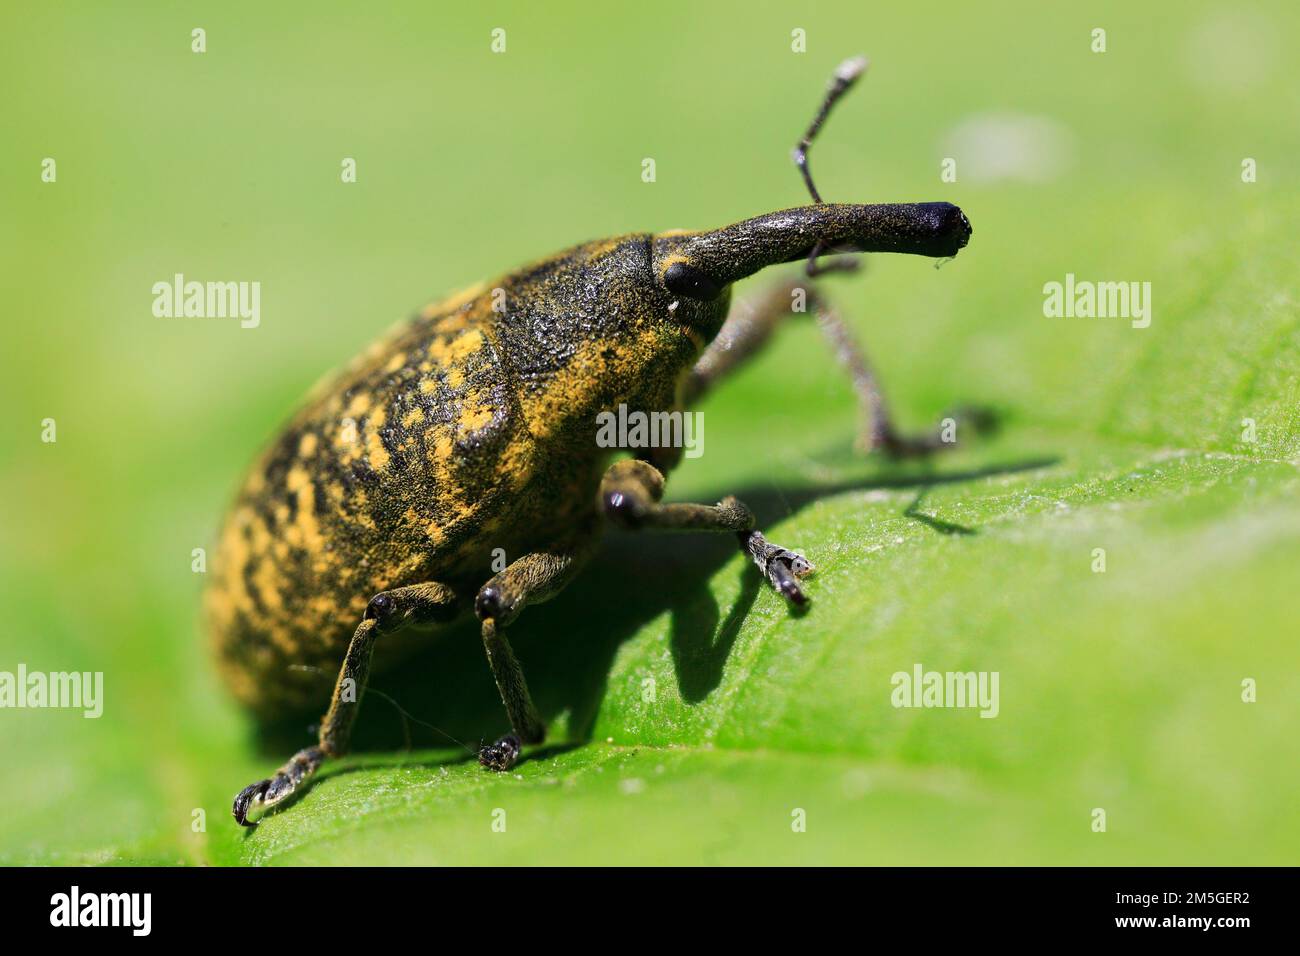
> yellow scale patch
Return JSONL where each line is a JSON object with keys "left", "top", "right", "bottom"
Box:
{"left": 459, "top": 386, "right": 496, "bottom": 432}
{"left": 284, "top": 465, "right": 327, "bottom": 558}
{"left": 365, "top": 406, "right": 390, "bottom": 472}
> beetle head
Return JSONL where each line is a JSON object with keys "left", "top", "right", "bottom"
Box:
{"left": 486, "top": 202, "right": 971, "bottom": 432}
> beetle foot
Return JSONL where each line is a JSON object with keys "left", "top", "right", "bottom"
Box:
{"left": 232, "top": 779, "right": 271, "bottom": 827}
{"left": 880, "top": 404, "right": 1001, "bottom": 459}
{"left": 741, "top": 531, "right": 814, "bottom": 607}
{"left": 478, "top": 734, "right": 522, "bottom": 772}
{"left": 232, "top": 746, "right": 325, "bottom": 826}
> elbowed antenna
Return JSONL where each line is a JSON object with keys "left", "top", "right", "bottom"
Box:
{"left": 656, "top": 202, "right": 972, "bottom": 290}
{"left": 793, "top": 54, "right": 870, "bottom": 205}
{"left": 794, "top": 53, "right": 871, "bottom": 276}
{"left": 653, "top": 56, "right": 972, "bottom": 297}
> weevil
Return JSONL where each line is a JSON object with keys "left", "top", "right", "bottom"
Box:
{"left": 209, "top": 57, "right": 983, "bottom": 825}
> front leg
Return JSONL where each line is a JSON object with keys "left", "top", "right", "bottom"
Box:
{"left": 473, "top": 532, "right": 596, "bottom": 771}
{"left": 600, "top": 459, "right": 815, "bottom": 606}
{"left": 684, "top": 277, "right": 995, "bottom": 457}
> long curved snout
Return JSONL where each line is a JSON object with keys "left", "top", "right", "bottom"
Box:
{"left": 656, "top": 202, "right": 972, "bottom": 290}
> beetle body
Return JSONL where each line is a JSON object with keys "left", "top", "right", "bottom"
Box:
{"left": 207, "top": 233, "right": 727, "bottom": 717}
{"left": 207, "top": 204, "right": 969, "bottom": 720}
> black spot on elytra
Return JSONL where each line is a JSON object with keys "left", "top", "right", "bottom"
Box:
{"left": 241, "top": 560, "right": 270, "bottom": 618}
{"left": 347, "top": 455, "right": 379, "bottom": 487}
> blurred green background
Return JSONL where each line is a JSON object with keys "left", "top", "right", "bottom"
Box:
{"left": 2, "top": 1, "right": 1298, "bottom": 865}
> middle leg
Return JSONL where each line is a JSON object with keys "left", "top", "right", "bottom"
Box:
{"left": 473, "top": 529, "right": 597, "bottom": 771}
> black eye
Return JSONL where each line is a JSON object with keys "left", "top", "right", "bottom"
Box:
{"left": 663, "top": 261, "right": 723, "bottom": 301}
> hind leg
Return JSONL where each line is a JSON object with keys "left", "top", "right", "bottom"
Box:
{"left": 232, "top": 581, "right": 462, "bottom": 825}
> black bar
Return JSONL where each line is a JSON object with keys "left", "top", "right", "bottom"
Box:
{"left": 0, "top": 867, "right": 1287, "bottom": 940}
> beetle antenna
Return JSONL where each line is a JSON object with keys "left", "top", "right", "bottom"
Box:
{"left": 792, "top": 55, "right": 869, "bottom": 204}
{"left": 794, "top": 56, "right": 870, "bottom": 277}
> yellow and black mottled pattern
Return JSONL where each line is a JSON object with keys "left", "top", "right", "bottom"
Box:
{"left": 207, "top": 233, "right": 726, "bottom": 717}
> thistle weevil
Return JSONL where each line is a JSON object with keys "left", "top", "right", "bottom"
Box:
{"left": 209, "top": 56, "right": 983, "bottom": 825}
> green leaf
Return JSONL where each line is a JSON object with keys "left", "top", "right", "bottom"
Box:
{"left": 211, "top": 429, "right": 1300, "bottom": 865}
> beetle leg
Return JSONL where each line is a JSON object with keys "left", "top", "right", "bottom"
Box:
{"left": 232, "top": 580, "right": 461, "bottom": 826}
{"left": 682, "top": 281, "right": 793, "bottom": 408}
{"left": 809, "top": 288, "right": 1001, "bottom": 456}
{"left": 683, "top": 279, "right": 997, "bottom": 458}
{"left": 473, "top": 538, "right": 596, "bottom": 771}
{"left": 600, "top": 459, "right": 815, "bottom": 606}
